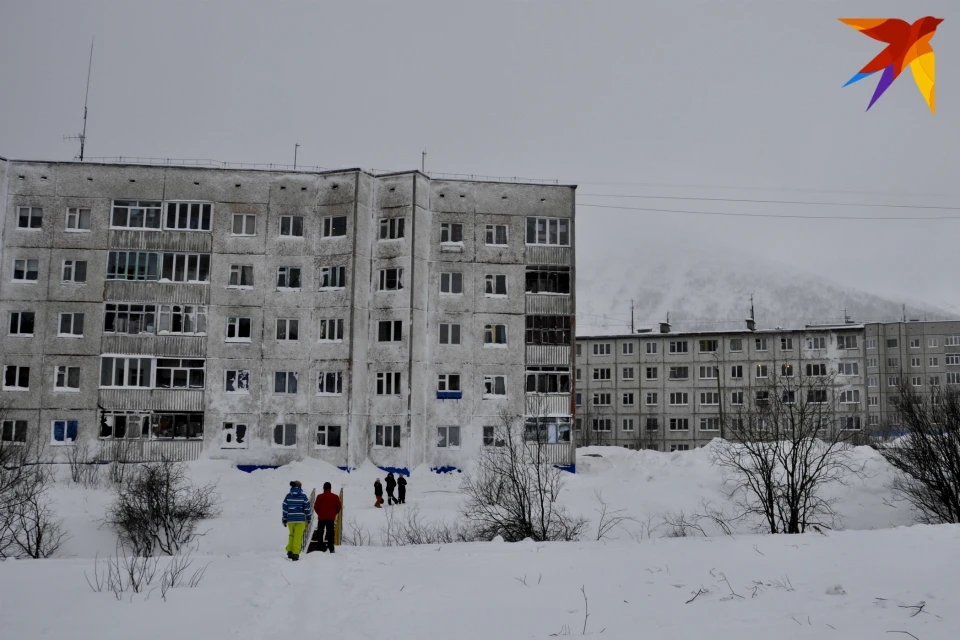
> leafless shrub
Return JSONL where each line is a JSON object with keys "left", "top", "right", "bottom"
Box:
{"left": 657, "top": 500, "right": 735, "bottom": 538}
{"left": 86, "top": 541, "right": 208, "bottom": 602}
{"left": 341, "top": 518, "right": 371, "bottom": 546}
{"left": 105, "top": 455, "right": 221, "bottom": 556}
{"left": 66, "top": 439, "right": 101, "bottom": 487}
{"left": 389, "top": 505, "right": 478, "bottom": 545}
{"left": 593, "top": 490, "right": 635, "bottom": 541}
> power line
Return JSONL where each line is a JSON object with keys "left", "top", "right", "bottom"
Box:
{"left": 577, "top": 193, "right": 960, "bottom": 211}
{"left": 570, "top": 179, "right": 951, "bottom": 199}
{"left": 575, "top": 202, "right": 960, "bottom": 221}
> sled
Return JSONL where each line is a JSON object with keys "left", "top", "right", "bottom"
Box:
{"left": 334, "top": 487, "right": 343, "bottom": 546}
{"left": 300, "top": 488, "right": 316, "bottom": 554}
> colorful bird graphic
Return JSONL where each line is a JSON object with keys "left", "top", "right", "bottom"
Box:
{"left": 840, "top": 16, "right": 943, "bottom": 113}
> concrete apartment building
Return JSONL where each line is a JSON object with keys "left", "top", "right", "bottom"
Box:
{"left": 0, "top": 156, "right": 576, "bottom": 472}
{"left": 577, "top": 318, "right": 960, "bottom": 451}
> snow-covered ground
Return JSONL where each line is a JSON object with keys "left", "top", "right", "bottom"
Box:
{"left": 2, "top": 443, "right": 958, "bottom": 639}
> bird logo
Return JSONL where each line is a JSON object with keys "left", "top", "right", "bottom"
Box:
{"left": 840, "top": 17, "right": 943, "bottom": 113}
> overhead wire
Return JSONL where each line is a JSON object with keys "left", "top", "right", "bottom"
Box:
{"left": 577, "top": 192, "right": 960, "bottom": 212}
{"left": 573, "top": 202, "right": 960, "bottom": 220}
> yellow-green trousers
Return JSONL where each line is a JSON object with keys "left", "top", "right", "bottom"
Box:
{"left": 286, "top": 521, "right": 306, "bottom": 554}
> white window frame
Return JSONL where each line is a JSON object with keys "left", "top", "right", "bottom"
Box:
{"left": 622, "top": 367, "right": 635, "bottom": 381}
{"left": 103, "top": 304, "right": 155, "bottom": 336}
{"left": 321, "top": 215, "right": 348, "bottom": 238}
{"left": 525, "top": 216, "right": 570, "bottom": 246}
{"left": 3, "top": 365, "right": 30, "bottom": 391}
{"left": 483, "top": 375, "right": 506, "bottom": 398}
{"left": 756, "top": 364, "right": 768, "bottom": 379}
{"left": 669, "top": 341, "right": 688, "bottom": 354}
{"left": 622, "top": 342, "right": 634, "bottom": 355}
{"left": 439, "top": 323, "right": 461, "bottom": 345}
{"left": 12, "top": 258, "right": 39, "bottom": 282}
{"left": 276, "top": 318, "right": 300, "bottom": 342}
{"left": 622, "top": 392, "right": 635, "bottom": 406}
{"left": 65, "top": 207, "right": 92, "bottom": 232}
{"left": 273, "top": 423, "right": 297, "bottom": 448}
{"left": 755, "top": 338, "right": 768, "bottom": 351}
{"left": 807, "top": 336, "right": 826, "bottom": 349}
{"left": 158, "top": 304, "right": 207, "bottom": 336}
{"left": 377, "top": 320, "right": 403, "bottom": 343}
{"left": 668, "top": 392, "right": 689, "bottom": 406}
{"left": 484, "top": 324, "right": 508, "bottom": 347}
{"left": 440, "top": 272, "right": 463, "bottom": 295}
{"left": 930, "top": 357, "right": 940, "bottom": 368}
{"left": 729, "top": 338, "right": 742, "bottom": 352}
{"left": 61, "top": 259, "right": 87, "bottom": 284}
{"left": 485, "top": 224, "right": 508, "bottom": 246}
{"left": 592, "top": 393, "right": 611, "bottom": 406}
{"left": 154, "top": 358, "right": 206, "bottom": 390}
{"left": 838, "top": 362, "right": 860, "bottom": 376}
{"left": 379, "top": 217, "right": 405, "bottom": 241}
{"left": 276, "top": 266, "right": 302, "bottom": 290}
{"left": 224, "top": 370, "right": 250, "bottom": 394}
{"left": 231, "top": 213, "right": 257, "bottom": 236}
{"left": 110, "top": 200, "right": 162, "bottom": 230}
{"left": 315, "top": 425, "right": 341, "bottom": 449}
{"left": 668, "top": 366, "right": 688, "bottom": 380}
{"left": 51, "top": 419, "right": 79, "bottom": 445}
{"left": 645, "top": 392, "right": 658, "bottom": 406}
{"left": 317, "top": 318, "right": 344, "bottom": 342}
{"left": 17, "top": 206, "right": 43, "bottom": 230}
{"left": 378, "top": 268, "right": 404, "bottom": 291}
{"left": 484, "top": 274, "right": 508, "bottom": 297}
{"left": 910, "top": 339, "right": 921, "bottom": 349}
{"left": 436, "top": 425, "right": 461, "bottom": 449}
{"left": 375, "top": 424, "right": 402, "bottom": 448}
{"left": 225, "top": 317, "right": 252, "bottom": 342}
{"left": 440, "top": 222, "right": 464, "bottom": 245}
{"left": 58, "top": 312, "right": 85, "bottom": 337}
{"left": 222, "top": 422, "right": 249, "bottom": 449}
{"left": 593, "top": 367, "right": 612, "bottom": 381}
{"left": 1, "top": 419, "right": 28, "bottom": 444}
{"left": 700, "top": 417, "right": 720, "bottom": 432}
{"left": 228, "top": 264, "right": 254, "bottom": 288}
{"left": 319, "top": 265, "right": 346, "bottom": 290}
{"left": 279, "top": 215, "right": 304, "bottom": 238}
{"left": 99, "top": 356, "right": 152, "bottom": 389}
{"left": 164, "top": 201, "right": 213, "bottom": 231}
{"left": 646, "top": 342, "right": 657, "bottom": 354}
{"left": 700, "top": 391, "right": 719, "bottom": 406}
{"left": 316, "top": 371, "right": 343, "bottom": 395}
{"left": 160, "top": 253, "right": 211, "bottom": 284}
{"left": 669, "top": 418, "right": 689, "bottom": 432}
{"left": 54, "top": 365, "right": 81, "bottom": 392}
{"left": 376, "top": 372, "right": 402, "bottom": 396}
{"left": 274, "top": 371, "right": 299, "bottom": 394}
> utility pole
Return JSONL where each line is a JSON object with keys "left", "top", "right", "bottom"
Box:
{"left": 293, "top": 143, "right": 300, "bottom": 170}
{"left": 64, "top": 37, "right": 95, "bottom": 161}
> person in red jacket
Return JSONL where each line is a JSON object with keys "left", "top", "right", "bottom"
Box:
{"left": 313, "top": 482, "right": 342, "bottom": 553}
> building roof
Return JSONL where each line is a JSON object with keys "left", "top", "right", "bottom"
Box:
{"left": 577, "top": 324, "right": 866, "bottom": 340}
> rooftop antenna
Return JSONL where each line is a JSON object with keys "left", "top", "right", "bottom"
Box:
{"left": 64, "top": 37, "right": 94, "bottom": 161}
{"left": 630, "top": 299, "right": 635, "bottom": 333}
{"left": 750, "top": 293, "right": 755, "bottom": 321}
{"left": 422, "top": 148, "right": 427, "bottom": 173}
{"left": 293, "top": 143, "right": 300, "bottom": 170}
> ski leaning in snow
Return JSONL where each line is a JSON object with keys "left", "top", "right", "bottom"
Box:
{"left": 300, "top": 488, "right": 317, "bottom": 554}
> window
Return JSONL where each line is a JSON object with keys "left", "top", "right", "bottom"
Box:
{"left": 2, "top": 420, "right": 27, "bottom": 444}
{"left": 930, "top": 357, "right": 940, "bottom": 367}
{"left": 54, "top": 365, "right": 81, "bottom": 391}
{"left": 646, "top": 417, "right": 660, "bottom": 430}
{"left": 315, "top": 425, "right": 341, "bottom": 448}
{"left": 66, "top": 207, "right": 92, "bottom": 231}
{"left": 622, "top": 418, "right": 635, "bottom": 432}
{"left": 730, "top": 365, "right": 743, "bottom": 379}
{"left": 379, "top": 217, "right": 405, "bottom": 240}
{"left": 729, "top": 338, "right": 742, "bottom": 352}
{"left": 99, "top": 357, "right": 152, "bottom": 388}
{"left": 840, "top": 416, "right": 862, "bottom": 431}
{"left": 12, "top": 259, "right": 39, "bottom": 282}
{"left": 780, "top": 337, "right": 794, "bottom": 351}
{"left": 231, "top": 213, "right": 256, "bottom": 236}
{"left": 669, "top": 418, "right": 689, "bottom": 431}
{"left": 525, "top": 315, "right": 571, "bottom": 345}
{"left": 484, "top": 375, "right": 506, "bottom": 397}
{"left": 834, "top": 335, "right": 857, "bottom": 349}
{"left": 151, "top": 413, "right": 203, "bottom": 439}
{"left": 58, "top": 312, "right": 85, "bottom": 337}
{"left": 318, "top": 318, "right": 344, "bottom": 342}
{"left": 226, "top": 317, "right": 252, "bottom": 342}
{"left": 319, "top": 266, "right": 346, "bottom": 289}
{"left": 525, "top": 367, "right": 571, "bottom": 393}
{"left": 869, "top": 396, "right": 879, "bottom": 406}
{"left": 322, "top": 216, "right": 347, "bottom": 238}
{"left": 376, "top": 424, "right": 401, "bottom": 448}
{"left": 670, "top": 443, "right": 691, "bottom": 452}
{"left": 886, "top": 338, "right": 898, "bottom": 349}
{"left": 647, "top": 342, "right": 658, "bottom": 354}
{"left": 593, "top": 343, "right": 611, "bottom": 356}
{"left": 910, "top": 339, "right": 921, "bottom": 349}
{"left": 622, "top": 367, "right": 635, "bottom": 380}
{"left": 104, "top": 304, "right": 155, "bottom": 335}
{"left": 4, "top": 365, "right": 30, "bottom": 390}
{"left": 947, "top": 355, "right": 960, "bottom": 366}
{"left": 484, "top": 324, "right": 508, "bottom": 346}
{"left": 911, "top": 357, "right": 921, "bottom": 368}
{"left": 669, "top": 341, "right": 688, "bottom": 354}
{"left": 576, "top": 344, "right": 581, "bottom": 357}
{"left": 525, "top": 217, "right": 570, "bottom": 246}
{"left": 731, "top": 391, "right": 744, "bottom": 405}
{"left": 592, "top": 418, "right": 612, "bottom": 432}
{"left": 755, "top": 338, "right": 768, "bottom": 351}
{"left": 155, "top": 358, "right": 205, "bottom": 389}
{"left": 669, "top": 392, "right": 688, "bottom": 406}
{"left": 161, "top": 253, "right": 211, "bottom": 283}
{"left": 439, "top": 323, "right": 461, "bottom": 345}
{"left": 593, "top": 393, "right": 612, "bottom": 406}
{"left": 700, "top": 417, "right": 720, "bottom": 431}
{"left": 17, "top": 206, "right": 43, "bottom": 229}
{"left": 525, "top": 267, "right": 571, "bottom": 295}
{"left": 485, "top": 274, "right": 507, "bottom": 297}
{"left": 112, "top": 201, "right": 161, "bottom": 229}
{"left": 867, "top": 357, "right": 878, "bottom": 367}
{"left": 436, "top": 426, "right": 461, "bottom": 449}
{"left": 440, "top": 222, "right": 463, "bottom": 244}
{"left": 888, "top": 358, "right": 900, "bottom": 368}
{"left": 273, "top": 424, "right": 297, "bottom": 448}
{"left": 868, "top": 415, "right": 880, "bottom": 426}
{"left": 807, "top": 336, "right": 826, "bottom": 349}
{"left": 912, "top": 376, "right": 923, "bottom": 387}
{"left": 228, "top": 265, "right": 254, "bottom": 288}
{"left": 699, "top": 365, "right": 718, "bottom": 380}
{"left": 622, "top": 342, "right": 634, "bottom": 355}
{"left": 375, "top": 320, "right": 402, "bottom": 343}
{"left": 929, "top": 337, "right": 939, "bottom": 348}
{"left": 781, "top": 364, "right": 794, "bottom": 377}
{"left": 646, "top": 392, "right": 658, "bottom": 406}
{"left": 889, "top": 376, "right": 901, "bottom": 387}
{"left": 699, "top": 339, "right": 718, "bottom": 353}
{"left": 437, "top": 374, "right": 461, "bottom": 397}
{"left": 378, "top": 268, "right": 403, "bottom": 291}
{"left": 316, "top": 372, "right": 343, "bottom": 395}
{"left": 9, "top": 311, "right": 35, "bottom": 336}
{"left": 807, "top": 389, "right": 828, "bottom": 403}
{"left": 806, "top": 363, "right": 827, "bottom": 377}
{"left": 868, "top": 377, "right": 878, "bottom": 387}
{"left": 593, "top": 368, "right": 612, "bottom": 381}
{"left": 664, "top": 365, "right": 689, "bottom": 380}
{"left": 838, "top": 362, "right": 859, "bottom": 376}
{"left": 622, "top": 392, "right": 635, "bottom": 406}
{"left": 276, "top": 318, "right": 300, "bottom": 341}
{"left": 576, "top": 368, "right": 581, "bottom": 381}
{"left": 376, "top": 372, "right": 402, "bottom": 395}
{"left": 700, "top": 391, "right": 719, "bottom": 405}
{"left": 483, "top": 426, "right": 505, "bottom": 447}
{"left": 225, "top": 370, "right": 250, "bottom": 393}
{"left": 485, "top": 224, "right": 508, "bottom": 246}
{"left": 755, "top": 365, "right": 768, "bottom": 378}
{"left": 51, "top": 420, "right": 79, "bottom": 445}
{"left": 276, "top": 266, "right": 302, "bottom": 290}
{"left": 99, "top": 413, "right": 150, "bottom": 440}
{"left": 947, "top": 372, "right": 960, "bottom": 385}
{"left": 280, "top": 215, "right": 304, "bottom": 237}
{"left": 440, "top": 272, "right": 463, "bottom": 294}
{"left": 60, "top": 259, "right": 88, "bottom": 284}
{"left": 165, "top": 202, "right": 212, "bottom": 231}
{"left": 222, "top": 422, "right": 248, "bottom": 449}
{"left": 274, "top": 371, "right": 299, "bottom": 394}
{"left": 158, "top": 305, "right": 206, "bottom": 335}
{"left": 946, "top": 336, "right": 960, "bottom": 347}
{"left": 839, "top": 390, "right": 860, "bottom": 404}
{"left": 866, "top": 338, "right": 878, "bottom": 349}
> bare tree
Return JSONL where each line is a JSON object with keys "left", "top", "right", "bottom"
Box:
{"left": 460, "top": 404, "right": 586, "bottom": 542}
{"left": 712, "top": 370, "right": 865, "bottom": 534}
{"left": 879, "top": 383, "right": 960, "bottom": 524}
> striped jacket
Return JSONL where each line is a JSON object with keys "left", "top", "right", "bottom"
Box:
{"left": 282, "top": 487, "right": 312, "bottom": 524}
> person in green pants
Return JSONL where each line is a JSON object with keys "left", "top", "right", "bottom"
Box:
{"left": 282, "top": 480, "right": 312, "bottom": 560}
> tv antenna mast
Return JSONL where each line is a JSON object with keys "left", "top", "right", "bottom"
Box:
{"left": 64, "top": 38, "right": 94, "bottom": 161}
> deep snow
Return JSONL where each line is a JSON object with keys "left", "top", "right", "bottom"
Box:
{"left": 2, "top": 443, "right": 957, "bottom": 639}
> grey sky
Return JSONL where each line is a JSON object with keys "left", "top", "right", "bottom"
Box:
{"left": 1, "top": 0, "right": 957, "bottom": 315}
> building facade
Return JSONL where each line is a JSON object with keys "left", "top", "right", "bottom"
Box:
{"left": 0, "top": 157, "right": 576, "bottom": 471}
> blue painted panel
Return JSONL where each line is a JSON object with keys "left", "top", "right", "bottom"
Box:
{"left": 554, "top": 463, "right": 576, "bottom": 474}
{"left": 236, "top": 464, "right": 281, "bottom": 473}
{"left": 378, "top": 465, "right": 410, "bottom": 477}
{"left": 430, "top": 466, "right": 461, "bottom": 474}
{"left": 436, "top": 391, "right": 463, "bottom": 400}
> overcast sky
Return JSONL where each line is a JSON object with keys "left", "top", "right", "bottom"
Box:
{"left": 1, "top": 0, "right": 957, "bottom": 317}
